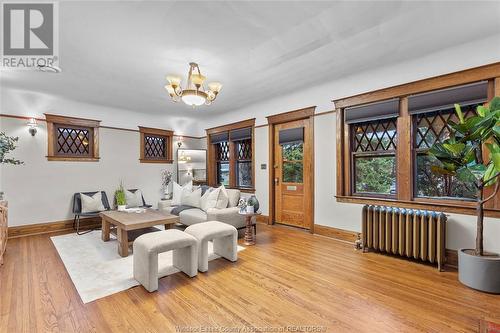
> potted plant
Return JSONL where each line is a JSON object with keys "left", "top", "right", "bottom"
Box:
{"left": 161, "top": 170, "right": 173, "bottom": 199}
{"left": 0, "top": 132, "right": 23, "bottom": 165}
{"left": 428, "top": 96, "right": 500, "bottom": 293}
{"left": 0, "top": 132, "right": 24, "bottom": 199}
{"left": 115, "top": 182, "right": 127, "bottom": 211}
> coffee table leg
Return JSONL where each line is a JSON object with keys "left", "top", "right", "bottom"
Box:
{"left": 101, "top": 218, "right": 110, "bottom": 241}
{"left": 244, "top": 216, "right": 255, "bottom": 246}
{"left": 117, "top": 228, "right": 129, "bottom": 257}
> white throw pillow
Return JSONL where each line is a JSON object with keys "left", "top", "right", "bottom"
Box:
{"left": 200, "top": 187, "right": 213, "bottom": 211}
{"left": 215, "top": 185, "right": 229, "bottom": 209}
{"left": 181, "top": 188, "right": 201, "bottom": 208}
{"left": 80, "top": 192, "right": 105, "bottom": 213}
{"left": 126, "top": 190, "right": 143, "bottom": 208}
{"left": 172, "top": 181, "right": 193, "bottom": 206}
{"left": 204, "top": 187, "right": 220, "bottom": 211}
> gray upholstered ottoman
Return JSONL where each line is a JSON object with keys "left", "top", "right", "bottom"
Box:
{"left": 133, "top": 229, "right": 198, "bottom": 292}
{"left": 185, "top": 221, "right": 238, "bottom": 272}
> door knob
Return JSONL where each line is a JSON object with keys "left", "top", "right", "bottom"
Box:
{"left": 274, "top": 178, "right": 279, "bottom": 186}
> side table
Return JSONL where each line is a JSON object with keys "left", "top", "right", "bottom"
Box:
{"left": 238, "top": 211, "right": 261, "bottom": 245}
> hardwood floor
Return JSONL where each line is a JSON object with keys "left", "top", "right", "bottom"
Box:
{"left": 1, "top": 224, "right": 499, "bottom": 333}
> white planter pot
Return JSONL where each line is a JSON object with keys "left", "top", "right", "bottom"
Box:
{"left": 117, "top": 205, "right": 126, "bottom": 211}
{"left": 458, "top": 249, "right": 500, "bottom": 293}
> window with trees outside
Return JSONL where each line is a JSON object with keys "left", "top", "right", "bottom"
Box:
{"left": 352, "top": 118, "right": 397, "bottom": 196}
{"left": 413, "top": 104, "right": 480, "bottom": 200}
{"left": 335, "top": 66, "right": 497, "bottom": 216}
{"left": 206, "top": 119, "right": 255, "bottom": 191}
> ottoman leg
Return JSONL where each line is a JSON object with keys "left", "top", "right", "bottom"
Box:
{"left": 214, "top": 232, "right": 238, "bottom": 262}
{"left": 173, "top": 245, "right": 198, "bottom": 278}
{"left": 133, "top": 244, "right": 159, "bottom": 292}
{"left": 198, "top": 240, "right": 209, "bottom": 272}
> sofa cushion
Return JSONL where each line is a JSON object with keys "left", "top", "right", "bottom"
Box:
{"left": 181, "top": 188, "right": 201, "bottom": 208}
{"left": 200, "top": 187, "right": 213, "bottom": 211}
{"left": 80, "top": 192, "right": 105, "bottom": 213}
{"left": 216, "top": 185, "right": 229, "bottom": 209}
{"left": 179, "top": 208, "right": 207, "bottom": 226}
{"left": 226, "top": 189, "right": 240, "bottom": 208}
{"left": 126, "top": 189, "right": 142, "bottom": 208}
{"left": 172, "top": 181, "right": 192, "bottom": 206}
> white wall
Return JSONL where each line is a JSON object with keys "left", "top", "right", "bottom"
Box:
{"left": 199, "top": 35, "right": 500, "bottom": 253}
{"left": 0, "top": 116, "right": 204, "bottom": 226}
{"left": 1, "top": 87, "right": 205, "bottom": 137}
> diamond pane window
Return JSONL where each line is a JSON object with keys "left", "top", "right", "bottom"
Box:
{"left": 139, "top": 127, "right": 173, "bottom": 163}
{"left": 236, "top": 139, "right": 252, "bottom": 187}
{"left": 414, "top": 104, "right": 480, "bottom": 200}
{"left": 55, "top": 126, "right": 92, "bottom": 156}
{"left": 144, "top": 135, "right": 166, "bottom": 159}
{"left": 351, "top": 117, "right": 397, "bottom": 196}
{"left": 352, "top": 118, "right": 397, "bottom": 152}
{"left": 216, "top": 141, "right": 230, "bottom": 161}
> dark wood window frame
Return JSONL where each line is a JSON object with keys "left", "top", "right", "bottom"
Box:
{"left": 138, "top": 126, "right": 174, "bottom": 163}
{"left": 45, "top": 114, "right": 101, "bottom": 162}
{"left": 335, "top": 62, "right": 500, "bottom": 218}
{"left": 206, "top": 118, "right": 256, "bottom": 192}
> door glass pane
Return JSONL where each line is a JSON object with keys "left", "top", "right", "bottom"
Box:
{"left": 354, "top": 155, "right": 396, "bottom": 195}
{"left": 283, "top": 162, "right": 303, "bottom": 183}
{"left": 282, "top": 142, "right": 303, "bottom": 161}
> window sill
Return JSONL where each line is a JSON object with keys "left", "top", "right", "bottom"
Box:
{"left": 139, "top": 159, "right": 174, "bottom": 164}
{"left": 227, "top": 187, "right": 255, "bottom": 194}
{"left": 335, "top": 195, "right": 500, "bottom": 218}
{"left": 47, "top": 156, "right": 100, "bottom": 162}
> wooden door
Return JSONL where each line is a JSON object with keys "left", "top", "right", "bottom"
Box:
{"left": 273, "top": 118, "right": 313, "bottom": 229}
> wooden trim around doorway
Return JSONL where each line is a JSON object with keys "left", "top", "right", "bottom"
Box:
{"left": 267, "top": 106, "right": 315, "bottom": 233}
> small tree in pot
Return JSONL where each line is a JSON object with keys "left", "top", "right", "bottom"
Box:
{"left": 428, "top": 96, "right": 500, "bottom": 293}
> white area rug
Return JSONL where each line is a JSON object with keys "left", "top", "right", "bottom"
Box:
{"left": 51, "top": 230, "right": 244, "bottom": 304}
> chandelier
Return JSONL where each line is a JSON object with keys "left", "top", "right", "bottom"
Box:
{"left": 165, "top": 62, "right": 222, "bottom": 107}
{"left": 178, "top": 151, "right": 192, "bottom": 164}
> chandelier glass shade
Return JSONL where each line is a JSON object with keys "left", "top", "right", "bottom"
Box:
{"left": 165, "top": 63, "right": 222, "bottom": 107}
{"left": 178, "top": 151, "right": 192, "bottom": 164}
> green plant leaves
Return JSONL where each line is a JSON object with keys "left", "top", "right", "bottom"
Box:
{"left": 455, "top": 104, "right": 465, "bottom": 124}
{"left": 490, "top": 96, "right": 500, "bottom": 112}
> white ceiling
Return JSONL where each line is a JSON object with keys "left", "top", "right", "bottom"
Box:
{"left": 2, "top": 1, "right": 500, "bottom": 118}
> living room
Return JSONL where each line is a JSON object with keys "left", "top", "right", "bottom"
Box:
{"left": 1, "top": 1, "right": 500, "bottom": 332}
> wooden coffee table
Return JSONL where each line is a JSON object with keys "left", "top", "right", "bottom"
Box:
{"left": 100, "top": 209, "right": 179, "bottom": 257}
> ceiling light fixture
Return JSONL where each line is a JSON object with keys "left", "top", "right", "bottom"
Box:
{"left": 178, "top": 151, "right": 192, "bottom": 164}
{"left": 165, "top": 62, "right": 222, "bottom": 107}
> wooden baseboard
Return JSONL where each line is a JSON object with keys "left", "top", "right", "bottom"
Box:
{"left": 8, "top": 217, "right": 101, "bottom": 239}
{"left": 314, "top": 224, "right": 360, "bottom": 243}
{"left": 256, "top": 215, "right": 269, "bottom": 224}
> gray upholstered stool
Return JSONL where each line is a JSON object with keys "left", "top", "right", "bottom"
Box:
{"left": 133, "top": 229, "right": 198, "bottom": 292}
{"left": 184, "top": 221, "right": 238, "bottom": 272}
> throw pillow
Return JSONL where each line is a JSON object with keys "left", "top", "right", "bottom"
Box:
{"left": 80, "top": 192, "right": 105, "bottom": 213}
{"left": 181, "top": 188, "right": 201, "bottom": 208}
{"left": 215, "top": 185, "right": 229, "bottom": 209}
{"left": 200, "top": 187, "right": 213, "bottom": 211}
{"left": 204, "top": 187, "right": 220, "bottom": 211}
{"left": 126, "top": 190, "right": 143, "bottom": 208}
{"left": 172, "top": 181, "right": 193, "bottom": 206}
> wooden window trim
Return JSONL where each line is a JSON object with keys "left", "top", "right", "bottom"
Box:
{"left": 138, "top": 126, "right": 174, "bottom": 164}
{"left": 45, "top": 114, "right": 101, "bottom": 162}
{"left": 206, "top": 118, "right": 256, "bottom": 191}
{"left": 335, "top": 62, "right": 500, "bottom": 217}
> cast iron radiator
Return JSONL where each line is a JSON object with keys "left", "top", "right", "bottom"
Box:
{"left": 361, "top": 205, "right": 447, "bottom": 271}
